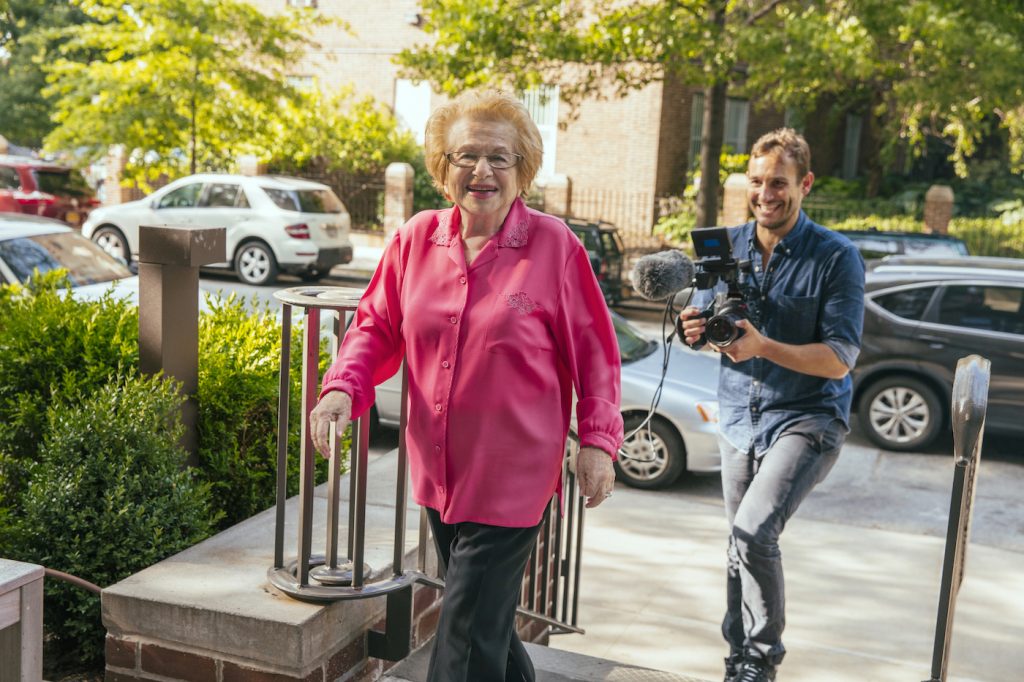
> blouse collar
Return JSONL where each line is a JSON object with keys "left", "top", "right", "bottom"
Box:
{"left": 428, "top": 198, "right": 530, "bottom": 248}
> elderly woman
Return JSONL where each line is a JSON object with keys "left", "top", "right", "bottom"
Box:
{"left": 309, "top": 89, "right": 623, "bottom": 682}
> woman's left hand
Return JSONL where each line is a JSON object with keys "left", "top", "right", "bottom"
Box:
{"left": 577, "top": 447, "right": 616, "bottom": 508}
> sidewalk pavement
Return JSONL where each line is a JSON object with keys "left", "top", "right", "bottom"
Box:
{"left": 548, "top": 441, "right": 1024, "bottom": 682}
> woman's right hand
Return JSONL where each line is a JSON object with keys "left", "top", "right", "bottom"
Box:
{"left": 309, "top": 391, "right": 353, "bottom": 459}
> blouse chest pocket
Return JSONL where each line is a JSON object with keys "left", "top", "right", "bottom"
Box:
{"left": 484, "top": 290, "right": 556, "bottom": 355}
{"left": 771, "top": 294, "right": 819, "bottom": 344}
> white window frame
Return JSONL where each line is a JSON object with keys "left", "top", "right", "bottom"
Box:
{"left": 519, "top": 86, "right": 559, "bottom": 178}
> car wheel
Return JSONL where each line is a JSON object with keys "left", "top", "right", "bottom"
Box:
{"left": 234, "top": 241, "right": 279, "bottom": 286}
{"left": 614, "top": 414, "right": 686, "bottom": 489}
{"left": 92, "top": 225, "right": 130, "bottom": 262}
{"left": 858, "top": 375, "right": 943, "bottom": 451}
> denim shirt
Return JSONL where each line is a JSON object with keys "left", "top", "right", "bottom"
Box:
{"left": 691, "top": 211, "right": 865, "bottom": 455}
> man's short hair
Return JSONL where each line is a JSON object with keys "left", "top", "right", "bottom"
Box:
{"left": 750, "top": 128, "right": 811, "bottom": 179}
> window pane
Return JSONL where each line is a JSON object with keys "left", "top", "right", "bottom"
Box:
{"left": 157, "top": 183, "right": 203, "bottom": 209}
{"left": 939, "top": 285, "right": 1024, "bottom": 334}
{"left": 200, "top": 183, "right": 240, "bottom": 208}
{"left": 33, "top": 169, "right": 90, "bottom": 197}
{"left": 261, "top": 187, "right": 343, "bottom": 213}
{"left": 875, "top": 286, "right": 935, "bottom": 320}
{"left": 0, "top": 232, "right": 131, "bottom": 286}
{"left": 0, "top": 167, "right": 21, "bottom": 190}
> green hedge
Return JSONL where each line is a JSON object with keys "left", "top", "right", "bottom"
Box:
{"left": 0, "top": 276, "right": 339, "bottom": 677}
{"left": 197, "top": 294, "right": 332, "bottom": 527}
{"left": 3, "top": 376, "right": 217, "bottom": 671}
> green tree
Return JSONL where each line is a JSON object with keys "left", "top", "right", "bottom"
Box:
{"left": 0, "top": 0, "right": 89, "bottom": 148}
{"left": 740, "top": 0, "right": 1024, "bottom": 194}
{"left": 272, "top": 87, "right": 422, "bottom": 175}
{"left": 398, "top": 0, "right": 1024, "bottom": 220}
{"left": 39, "top": 0, "right": 331, "bottom": 183}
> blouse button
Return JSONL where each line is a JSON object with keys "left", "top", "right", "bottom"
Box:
{"left": 459, "top": 276, "right": 467, "bottom": 285}
{"left": 434, "top": 403, "right": 443, "bottom": 412}
{"left": 449, "top": 315, "right": 457, "bottom": 324}
{"left": 442, "top": 360, "right": 450, "bottom": 369}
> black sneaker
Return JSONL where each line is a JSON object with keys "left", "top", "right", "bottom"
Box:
{"left": 723, "top": 653, "right": 743, "bottom": 682}
{"left": 735, "top": 659, "right": 777, "bottom": 682}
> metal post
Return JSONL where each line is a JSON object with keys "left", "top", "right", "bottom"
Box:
{"left": 296, "top": 306, "right": 320, "bottom": 586}
{"left": 274, "top": 304, "right": 292, "bottom": 570}
{"left": 924, "top": 354, "right": 990, "bottom": 682}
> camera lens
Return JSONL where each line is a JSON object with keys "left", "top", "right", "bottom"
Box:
{"left": 706, "top": 300, "right": 748, "bottom": 347}
{"left": 706, "top": 315, "right": 740, "bottom": 347}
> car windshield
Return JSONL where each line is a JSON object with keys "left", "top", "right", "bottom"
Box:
{"left": 261, "top": 187, "right": 344, "bottom": 213}
{"left": 0, "top": 231, "right": 132, "bottom": 286}
{"left": 32, "top": 169, "right": 91, "bottom": 198}
{"left": 613, "top": 313, "right": 658, "bottom": 363}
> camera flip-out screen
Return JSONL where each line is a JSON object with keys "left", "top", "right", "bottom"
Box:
{"left": 691, "top": 227, "right": 733, "bottom": 259}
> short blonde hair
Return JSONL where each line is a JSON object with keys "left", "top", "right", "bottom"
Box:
{"left": 424, "top": 89, "right": 544, "bottom": 198}
{"left": 750, "top": 128, "right": 812, "bottom": 179}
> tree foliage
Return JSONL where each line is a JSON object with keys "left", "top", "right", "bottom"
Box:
{"left": 398, "top": 0, "right": 1024, "bottom": 217}
{"left": 38, "top": 0, "right": 332, "bottom": 183}
{"left": 0, "top": 0, "right": 89, "bottom": 148}
{"left": 270, "top": 87, "right": 421, "bottom": 175}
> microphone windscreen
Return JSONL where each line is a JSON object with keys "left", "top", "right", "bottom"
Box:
{"left": 631, "top": 250, "right": 696, "bottom": 301}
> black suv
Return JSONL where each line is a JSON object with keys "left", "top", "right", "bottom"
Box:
{"left": 838, "top": 228, "right": 969, "bottom": 261}
{"left": 564, "top": 217, "right": 627, "bottom": 304}
{"left": 853, "top": 256, "right": 1024, "bottom": 451}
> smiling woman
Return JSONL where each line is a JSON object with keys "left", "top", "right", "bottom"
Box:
{"left": 307, "top": 89, "right": 623, "bottom": 682}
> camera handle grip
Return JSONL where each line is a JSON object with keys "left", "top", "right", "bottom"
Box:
{"left": 676, "top": 309, "right": 711, "bottom": 351}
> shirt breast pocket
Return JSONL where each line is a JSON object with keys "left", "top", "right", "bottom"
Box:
{"left": 484, "top": 290, "right": 555, "bottom": 356}
{"left": 773, "top": 294, "right": 818, "bottom": 344}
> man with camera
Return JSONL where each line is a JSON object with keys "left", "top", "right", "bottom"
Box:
{"left": 678, "top": 128, "right": 865, "bottom": 682}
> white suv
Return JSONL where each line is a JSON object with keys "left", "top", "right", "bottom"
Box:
{"left": 82, "top": 173, "right": 353, "bottom": 285}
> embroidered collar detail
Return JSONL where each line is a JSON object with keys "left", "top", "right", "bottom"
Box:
{"left": 429, "top": 211, "right": 454, "bottom": 246}
{"left": 497, "top": 219, "right": 529, "bottom": 248}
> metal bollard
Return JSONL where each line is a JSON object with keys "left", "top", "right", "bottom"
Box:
{"left": 923, "top": 354, "right": 991, "bottom": 682}
{"left": 266, "top": 286, "right": 422, "bottom": 604}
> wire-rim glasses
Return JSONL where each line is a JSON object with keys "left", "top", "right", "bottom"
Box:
{"left": 445, "top": 151, "right": 523, "bottom": 169}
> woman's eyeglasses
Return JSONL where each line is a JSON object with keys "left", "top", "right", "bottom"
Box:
{"left": 445, "top": 151, "right": 523, "bottom": 169}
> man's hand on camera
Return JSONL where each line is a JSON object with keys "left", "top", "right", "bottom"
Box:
{"left": 309, "top": 390, "right": 353, "bottom": 459}
{"left": 577, "top": 446, "right": 616, "bottom": 509}
{"left": 718, "top": 319, "right": 767, "bottom": 363}
{"left": 677, "top": 306, "right": 706, "bottom": 348}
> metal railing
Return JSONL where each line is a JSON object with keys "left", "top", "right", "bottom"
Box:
{"left": 924, "top": 354, "right": 991, "bottom": 682}
{"left": 267, "top": 285, "right": 588, "bottom": 661}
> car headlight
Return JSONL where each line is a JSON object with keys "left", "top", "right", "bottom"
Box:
{"left": 696, "top": 401, "right": 719, "bottom": 423}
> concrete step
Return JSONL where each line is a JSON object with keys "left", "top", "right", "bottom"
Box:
{"left": 382, "top": 641, "right": 712, "bottom": 682}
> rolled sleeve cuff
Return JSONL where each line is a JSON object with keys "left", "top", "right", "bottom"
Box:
{"left": 576, "top": 396, "right": 624, "bottom": 461}
{"left": 824, "top": 338, "right": 860, "bottom": 370}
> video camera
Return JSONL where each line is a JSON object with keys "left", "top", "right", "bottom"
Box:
{"left": 687, "top": 227, "right": 754, "bottom": 348}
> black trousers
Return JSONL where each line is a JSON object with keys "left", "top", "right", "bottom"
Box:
{"left": 425, "top": 507, "right": 542, "bottom": 682}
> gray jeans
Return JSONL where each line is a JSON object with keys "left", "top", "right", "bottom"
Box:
{"left": 720, "top": 417, "right": 845, "bottom": 666}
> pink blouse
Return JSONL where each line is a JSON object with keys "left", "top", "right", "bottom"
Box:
{"left": 319, "top": 198, "right": 623, "bottom": 527}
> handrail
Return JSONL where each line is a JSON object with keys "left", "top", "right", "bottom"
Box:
{"left": 924, "top": 354, "right": 991, "bottom": 682}
{"left": 266, "top": 286, "right": 589, "bottom": 661}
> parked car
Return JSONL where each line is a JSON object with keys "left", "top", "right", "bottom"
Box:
{"left": 0, "top": 212, "right": 138, "bottom": 302}
{"left": 0, "top": 154, "right": 99, "bottom": 227}
{"left": 82, "top": 173, "right": 354, "bottom": 286}
{"left": 371, "top": 311, "right": 721, "bottom": 489}
{"left": 837, "top": 228, "right": 969, "bottom": 261}
{"left": 563, "top": 217, "right": 627, "bottom": 304}
{"left": 853, "top": 255, "right": 1024, "bottom": 451}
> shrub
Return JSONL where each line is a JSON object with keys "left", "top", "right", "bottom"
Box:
{"left": 0, "top": 271, "right": 138, "bottom": 509}
{"left": 4, "top": 375, "right": 217, "bottom": 673}
{"left": 196, "top": 294, "right": 334, "bottom": 527}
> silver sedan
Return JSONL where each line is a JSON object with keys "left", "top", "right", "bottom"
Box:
{"left": 370, "top": 312, "right": 720, "bottom": 489}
